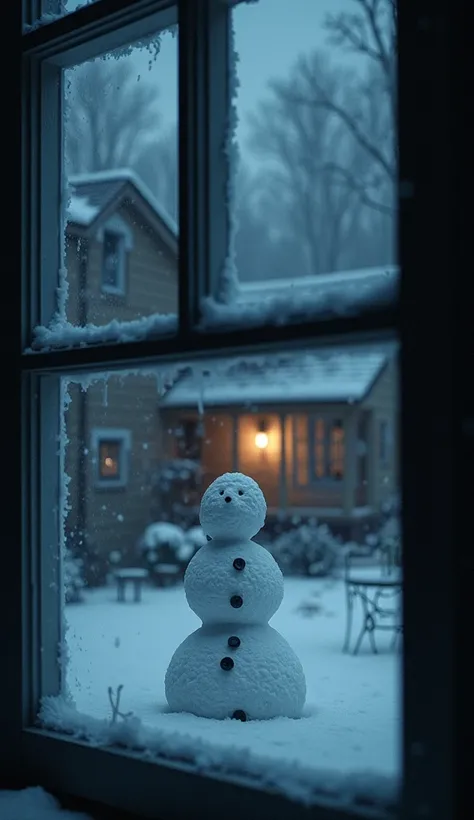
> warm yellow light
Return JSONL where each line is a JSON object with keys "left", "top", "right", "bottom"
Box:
{"left": 104, "top": 457, "right": 115, "bottom": 468}
{"left": 255, "top": 431, "right": 269, "bottom": 449}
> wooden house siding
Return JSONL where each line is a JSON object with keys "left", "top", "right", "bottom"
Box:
{"left": 66, "top": 201, "right": 177, "bottom": 327}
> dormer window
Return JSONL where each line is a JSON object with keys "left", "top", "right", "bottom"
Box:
{"left": 98, "top": 215, "right": 133, "bottom": 296}
{"left": 102, "top": 230, "right": 125, "bottom": 294}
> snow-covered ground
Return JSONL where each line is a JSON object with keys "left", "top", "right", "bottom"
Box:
{"left": 63, "top": 576, "right": 401, "bottom": 789}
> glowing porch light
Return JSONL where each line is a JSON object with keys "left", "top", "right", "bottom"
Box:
{"left": 255, "top": 420, "right": 269, "bottom": 450}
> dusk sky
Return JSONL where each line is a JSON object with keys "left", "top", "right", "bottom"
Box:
{"left": 68, "top": 0, "right": 361, "bottom": 157}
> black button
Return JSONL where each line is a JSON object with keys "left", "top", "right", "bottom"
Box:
{"left": 220, "top": 656, "right": 234, "bottom": 671}
{"left": 230, "top": 595, "right": 243, "bottom": 608}
{"left": 232, "top": 710, "right": 247, "bottom": 722}
{"left": 233, "top": 557, "right": 246, "bottom": 571}
{"left": 228, "top": 636, "right": 241, "bottom": 648}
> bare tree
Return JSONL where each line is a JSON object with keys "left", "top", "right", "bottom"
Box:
{"left": 248, "top": 52, "right": 369, "bottom": 275}
{"left": 134, "top": 125, "right": 178, "bottom": 221}
{"left": 233, "top": 163, "right": 307, "bottom": 281}
{"left": 65, "top": 58, "right": 161, "bottom": 175}
{"left": 278, "top": 0, "right": 396, "bottom": 215}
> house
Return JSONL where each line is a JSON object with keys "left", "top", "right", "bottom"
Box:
{"left": 63, "top": 170, "right": 178, "bottom": 576}
{"left": 158, "top": 344, "right": 399, "bottom": 543}
{"left": 62, "top": 179, "right": 398, "bottom": 569}
{"left": 64, "top": 168, "right": 178, "bottom": 326}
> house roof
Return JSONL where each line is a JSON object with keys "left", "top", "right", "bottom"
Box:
{"left": 160, "top": 349, "right": 387, "bottom": 409}
{"left": 66, "top": 168, "right": 178, "bottom": 240}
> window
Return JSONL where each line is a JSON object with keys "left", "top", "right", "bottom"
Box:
{"left": 101, "top": 231, "right": 126, "bottom": 293}
{"left": 294, "top": 416, "right": 345, "bottom": 486}
{"left": 91, "top": 428, "right": 131, "bottom": 486}
{"left": 379, "top": 420, "right": 391, "bottom": 466}
{"left": 175, "top": 418, "right": 202, "bottom": 460}
{"left": 5, "top": 1, "right": 466, "bottom": 819}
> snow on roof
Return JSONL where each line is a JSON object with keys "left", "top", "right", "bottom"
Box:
{"left": 67, "top": 168, "right": 178, "bottom": 236}
{"left": 67, "top": 194, "right": 100, "bottom": 226}
{"left": 160, "top": 350, "right": 387, "bottom": 409}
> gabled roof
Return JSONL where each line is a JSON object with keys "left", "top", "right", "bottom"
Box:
{"left": 66, "top": 169, "right": 178, "bottom": 251}
{"left": 160, "top": 349, "right": 388, "bottom": 409}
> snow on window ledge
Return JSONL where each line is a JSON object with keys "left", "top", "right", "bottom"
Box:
{"left": 200, "top": 269, "right": 399, "bottom": 333}
{"left": 39, "top": 695, "right": 400, "bottom": 814}
{"left": 27, "top": 313, "right": 178, "bottom": 353}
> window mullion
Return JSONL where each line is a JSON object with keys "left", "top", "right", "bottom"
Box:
{"left": 178, "top": 0, "right": 230, "bottom": 330}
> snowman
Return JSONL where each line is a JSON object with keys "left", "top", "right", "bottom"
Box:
{"left": 165, "top": 472, "right": 306, "bottom": 721}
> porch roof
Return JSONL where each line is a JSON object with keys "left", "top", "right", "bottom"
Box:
{"left": 160, "top": 350, "right": 387, "bottom": 409}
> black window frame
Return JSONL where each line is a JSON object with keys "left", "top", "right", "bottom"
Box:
{"left": 2, "top": 1, "right": 470, "bottom": 819}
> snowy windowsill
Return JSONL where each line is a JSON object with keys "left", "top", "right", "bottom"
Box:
{"left": 201, "top": 270, "right": 398, "bottom": 332}
{"left": 38, "top": 696, "right": 399, "bottom": 815}
{"left": 25, "top": 269, "right": 398, "bottom": 354}
{"left": 27, "top": 313, "right": 178, "bottom": 353}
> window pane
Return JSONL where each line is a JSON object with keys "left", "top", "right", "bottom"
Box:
{"left": 212, "top": 0, "right": 397, "bottom": 330}
{"left": 37, "top": 25, "right": 178, "bottom": 346}
{"left": 41, "top": 341, "right": 401, "bottom": 811}
{"left": 98, "top": 440, "right": 121, "bottom": 479}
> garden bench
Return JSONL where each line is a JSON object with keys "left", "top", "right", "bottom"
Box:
{"left": 115, "top": 568, "right": 149, "bottom": 603}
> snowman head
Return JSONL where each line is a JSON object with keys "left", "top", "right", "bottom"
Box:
{"left": 200, "top": 472, "right": 266, "bottom": 541}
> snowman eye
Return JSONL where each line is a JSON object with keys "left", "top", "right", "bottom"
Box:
{"left": 219, "top": 490, "right": 224, "bottom": 495}
{"left": 238, "top": 490, "right": 244, "bottom": 496}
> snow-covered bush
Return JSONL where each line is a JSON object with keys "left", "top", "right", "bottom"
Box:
{"left": 184, "top": 525, "right": 207, "bottom": 550}
{"left": 63, "top": 547, "right": 85, "bottom": 604}
{"left": 142, "top": 521, "right": 185, "bottom": 552}
{"left": 271, "top": 523, "right": 341, "bottom": 577}
{"left": 138, "top": 522, "right": 187, "bottom": 586}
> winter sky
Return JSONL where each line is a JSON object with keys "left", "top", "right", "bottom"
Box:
{"left": 68, "top": 0, "right": 360, "bottom": 157}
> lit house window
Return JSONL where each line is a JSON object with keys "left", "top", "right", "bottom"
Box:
{"left": 98, "top": 440, "right": 121, "bottom": 479}
{"left": 91, "top": 429, "right": 131, "bottom": 487}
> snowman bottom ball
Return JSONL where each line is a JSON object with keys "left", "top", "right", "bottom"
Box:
{"left": 165, "top": 623, "right": 306, "bottom": 721}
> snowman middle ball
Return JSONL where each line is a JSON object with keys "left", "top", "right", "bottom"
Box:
{"left": 184, "top": 540, "right": 284, "bottom": 625}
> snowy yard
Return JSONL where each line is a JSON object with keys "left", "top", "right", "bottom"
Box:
{"left": 63, "top": 576, "right": 401, "bottom": 803}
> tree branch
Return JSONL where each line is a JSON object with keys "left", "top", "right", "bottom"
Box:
{"left": 277, "top": 72, "right": 395, "bottom": 182}
{"left": 323, "top": 161, "right": 394, "bottom": 215}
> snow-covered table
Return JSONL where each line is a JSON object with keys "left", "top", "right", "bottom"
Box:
{"left": 114, "top": 568, "right": 149, "bottom": 603}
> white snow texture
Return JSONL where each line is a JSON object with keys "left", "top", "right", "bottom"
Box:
{"left": 184, "top": 538, "right": 284, "bottom": 625}
{"left": 199, "top": 472, "right": 267, "bottom": 540}
{"left": 165, "top": 473, "right": 306, "bottom": 720}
